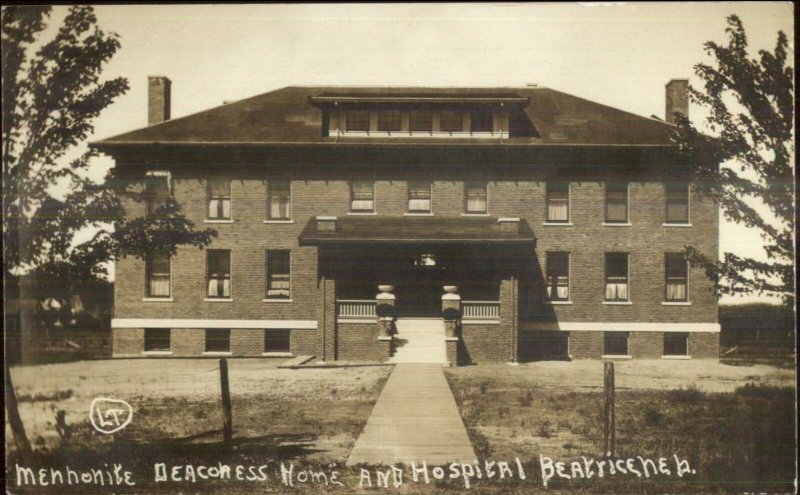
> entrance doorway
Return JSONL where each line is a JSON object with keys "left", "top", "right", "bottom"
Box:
{"left": 395, "top": 253, "right": 445, "bottom": 317}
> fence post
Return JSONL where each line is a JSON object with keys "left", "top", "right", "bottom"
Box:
{"left": 603, "top": 361, "right": 615, "bottom": 456}
{"left": 5, "top": 365, "right": 32, "bottom": 460}
{"left": 219, "top": 358, "right": 233, "bottom": 442}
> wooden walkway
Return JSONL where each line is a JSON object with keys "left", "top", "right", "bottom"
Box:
{"left": 346, "top": 363, "right": 476, "bottom": 466}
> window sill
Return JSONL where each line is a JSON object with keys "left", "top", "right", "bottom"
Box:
{"left": 205, "top": 219, "right": 234, "bottom": 224}
{"left": 662, "top": 301, "right": 691, "bottom": 306}
{"left": 203, "top": 351, "right": 232, "bottom": 356}
{"left": 461, "top": 212, "right": 490, "bottom": 217}
{"left": 264, "top": 219, "right": 294, "bottom": 224}
{"left": 543, "top": 300, "right": 573, "bottom": 305}
{"left": 601, "top": 222, "right": 632, "bottom": 227}
{"left": 262, "top": 352, "right": 293, "bottom": 357}
{"left": 142, "top": 297, "right": 173, "bottom": 302}
{"left": 404, "top": 212, "right": 434, "bottom": 216}
{"left": 602, "top": 354, "right": 632, "bottom": 360}
{"left": 662, "top": 355, "right": 691, "bottom": 360}
{"left": 663, "top": 223, "right": 692, "bottom": 227}
{"left": 263, "top": 298, "right": 293, "bottom": 303}
{"left": 142, "top": 351, "right": 172, "bottom": 356}
{"left": 347, "top": 211, "right": 377, "bottom": 216}
{"left": 603, "top": 301, "right": 632, "bottom": 305}
{"left": 543, "top": 221, "right": 573, "bottom": 226}
{"left": 204, "top": 298, "right": 233, "bottom": 303}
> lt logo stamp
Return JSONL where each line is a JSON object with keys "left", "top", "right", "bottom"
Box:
{"left": 90, "top": 397, "right": 133, "bottom": 434}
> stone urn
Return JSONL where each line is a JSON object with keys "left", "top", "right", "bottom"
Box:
{"left": 443, "top": 285, "right": 458, "bottom": 294}
{"left": 378, "top": 285, "right": 394, "bottom": 293}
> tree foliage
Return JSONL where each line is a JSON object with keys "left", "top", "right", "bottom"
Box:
{"left": 672, "top": 14, "right": 794, "bottom": 305}
{"left": 2, "top": 6, "right": 215, "bottom": 298}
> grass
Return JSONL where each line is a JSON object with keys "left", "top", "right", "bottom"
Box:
{"left": 445, "top": 364, "right": 797, "bottom": 494}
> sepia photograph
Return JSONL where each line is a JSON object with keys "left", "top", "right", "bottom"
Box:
{"left": 3, "top": 3, "right": 796, "bottom": 494}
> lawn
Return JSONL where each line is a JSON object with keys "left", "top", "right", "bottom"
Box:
{"left": 444, "top": 359, "right": 796, "bottom": 494}
{"left": 5, "top": 359, "right": 392, "bottom": 493}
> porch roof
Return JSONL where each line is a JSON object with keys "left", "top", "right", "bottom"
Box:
{"left": 298, "top": 216, "right": 536, "bottom": 246}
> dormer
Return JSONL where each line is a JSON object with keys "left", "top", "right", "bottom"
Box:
{"left": 309, "top": 92, "right": 530, "bottom": 140}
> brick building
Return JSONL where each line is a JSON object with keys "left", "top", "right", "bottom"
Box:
{"left": 93, "top": 78, "right": 720, "bottom": 364}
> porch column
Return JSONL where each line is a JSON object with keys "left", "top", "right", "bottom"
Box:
{"left": 319, "top": 276, "right": 336, "bottom": 362}
{"left": 442, "top": 285, "right": 461, "bottom": 366}
{"left": 376, "top": 285, "right": 395, "bottom": 360}
{"left": 500, "top": 276, "right": 520, "bottom": 364}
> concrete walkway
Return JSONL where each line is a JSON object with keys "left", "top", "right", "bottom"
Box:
{"left": 346, "top": 364, "right": 476, "bottom": 466}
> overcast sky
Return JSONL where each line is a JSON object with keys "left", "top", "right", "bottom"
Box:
{"left": 46, "top": 3, "right": 793, "bottom": 303}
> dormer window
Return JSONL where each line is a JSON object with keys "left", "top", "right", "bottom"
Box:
{"left": 378, "top": 111, "right": 401, "bottom": 132}
{"left": 440, "top": 111, "right": 464, "bottom": 132}
{"left": 409, "top": 111, "right": 432, "bottom": 132}
{"left": 346, "top": 111, "right": 370, "bottom": 132}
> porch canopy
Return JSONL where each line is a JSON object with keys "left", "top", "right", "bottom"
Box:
{"left": 298, "top": 216, "right": 536, "bottom": 246}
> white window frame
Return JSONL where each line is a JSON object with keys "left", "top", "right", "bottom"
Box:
{"left": 662, "top": 332, "right": 691, "bottom": 359}
{"left": 203, "top": 328, "right": 232, "bottom": 355}
{"left": 663, "top": 253, "right": 691, "bottom": 305}
{"left": 205, "top": 178, "right": 233, "bottom": 223}
{"left": 205, "top": 249, "right": 233, "bottom": 302}
{"left": 603, "top": 252, "right": 631, "bottom": 304}
{"left": 543, "top": 251, "right": 572, "bottom": 304}
{"left": 263, "top": 329, "right": 292, "bottom": 356}
{"left": 143, "top": 252, "right": 173, "bottom": 302}
{"left": 663, "top": 183, "right": 692, "bottom": 226}
{"left": 265, "top": 179, "right": 293, "bottom": 223}
{"left": 405, "top": 180, "right": 433, "bottom": 215}
{"left": 348, "top": 179, "right": 377, "bottom": 215}
{"left": 462, "top": 180, "right": 489, "bottom": 216}
{"left": 544, "top": 182, "right": 572, "bottom": 225}
{"left": 264, "top": 249, "right": 292, "bottom": 302}
{"left": 602, "top": 331, "right": 631, "bottom": 358}
{"left": 142, "top": 328, "right": 172, "bottom": 355}
{"left": 602, "top": 182, "right": 631, "bottom": 226}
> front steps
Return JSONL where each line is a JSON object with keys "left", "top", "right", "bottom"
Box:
{"left": 389, "top": 318, "right": 447, "bottom": 364}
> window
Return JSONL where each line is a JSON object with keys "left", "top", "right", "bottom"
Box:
{"left": 665, "top": 253, "right": 688, "bottom": 302}
{"left": 440, "top": 111, "right": 463, "bottom": 132}
{"left": 144, "top": 328, "right": 170, "bottom": 352}
{"left": 207, "top": 250, "right": 231, "bottom": 298}
{"left": 409, "top": 111, "right": 432, "bottom": 132}
{"left": 264, "top": 329, "right": 291, "bottom": 353}
{"left": 464, "top": 181, "right": 488, "bottom": 214}
{"left": 663, "top": 333, "right": 689, "bottom": 356}
{"left": 470, "top": 110, "right": 493, "bottom": 133}
{"left": 665, "top": 183, "right": 689, "bottom": 223}
{"left": 205, "top": 328, "right": 230, "bottom": 353}
{"left": 266, "top": 250, "right": 291, "bottom": 299}
{"left": 346, "top": 111, "right": 370, "bottom": 132}
{"left": 545, "top": 252, "right": 570, "bottom": 301}
{"left": 546, "top": 182, "right": 570, "bottom": 222}
{"left": 407, "top": 180, "right": 432, "bottom": 213}
{"left": 267, "top": 180, "right": 291, "bottom": 220}
{"left": 605, "top": 182, "right": 628, "bottom": 223}
{"left": 207, "top": 178, "right": 231, "bottom": 220}
{"left": 350, "top": 180, "right": 375, "bottom": 213}
{"left": 145, "top": 253, "right": 171, "bottom": 298}
{"left": 605, "top": 253, "right": 629, "bottom": 301}
{"left": 604, "top": 332, "right": 629, "bottom": 356}
{"left": 377, "top": 111, "right": 401, "bottom": 132}
{"left": 144, "top": 173, "right": 170, "bottom": 216}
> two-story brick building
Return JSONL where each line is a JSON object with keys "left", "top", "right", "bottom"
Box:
{"left": 93, "top": 78, "right": 720, "bottom": 365}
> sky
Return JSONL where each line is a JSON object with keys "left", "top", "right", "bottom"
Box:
{"left": 43, "top": 2, "right": 794, "bottom": 303}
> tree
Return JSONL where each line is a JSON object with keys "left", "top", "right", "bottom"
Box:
{"left": 672, "top": 14, "right": 794, "bottom": 306}
{"left": 2, "top": 6, "right": 215, "bottom": 302}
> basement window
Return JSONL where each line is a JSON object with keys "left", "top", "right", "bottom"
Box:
{"left": 264, "top": 329, "right": 291, "bottom": 353}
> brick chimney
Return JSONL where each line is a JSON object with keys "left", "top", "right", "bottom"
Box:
{"left": 148, "top": 76, "right": 171, "bottom": 125}
{"left": 665, "top": 79, "right": 688, "bottom": 124}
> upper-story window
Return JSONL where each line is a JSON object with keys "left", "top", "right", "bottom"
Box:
{"left": 605, "top": 182, "right": 629, "bottom": 223}
{"left": 407, "top": 180, "right": 432, "bottom": 213}
{"left": 440, "top": 111, "right": 463, "bottom": 132}
{"left": 464, "top": 181, "right": 488, "bottom": 214}
{"left": 207, "top": 178, "right": 231, "bottom": 220}
{"left": 545, "top": 252, "right": 570, "bottom": 302}
{"left": 546, "top": 182, "right": 570, "bottom": 223}
{"left": 207, "top": 250, "right": 231, "bottom": 299}
{"left": 144, "top": 172, "right": 170, "bottom": 216}
{"left": 267, "top": 180, "right": 291, "bottom": 220}
{"left": 605, "top": 252, "right": 629, "bottom": 302}
{"left": 470, "top": 110, "right": 493, "bottom": 133}
{"left": 409, "top": 111, "right": 432, "bottom": 132}
{"left": 145, "top": 253, "right": 171, "bottom": 298}
{"left": 665, "top": 252, "right": 688, "bottom": 302}
{"left": 665, "top": 183, "right": 689, "bottom": 224}
{"left": 378, "top": 111, "right": 402, "bottom": 132}
{"left": 346, "top": 111, "right": 370, "bottom": 132}
{"left": 350, "top": 180, "right": 375, "bottom": 213}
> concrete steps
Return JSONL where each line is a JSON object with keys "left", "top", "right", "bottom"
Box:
{"left": 390, "top": 318, "right": 447, "bottom": 364}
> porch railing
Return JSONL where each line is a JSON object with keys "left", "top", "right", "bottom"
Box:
{"left": 462, "top": 301, "right": 500, "bottom": 320}
{"left": 336, "top": 300, "right": 377, "bottom": 319}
